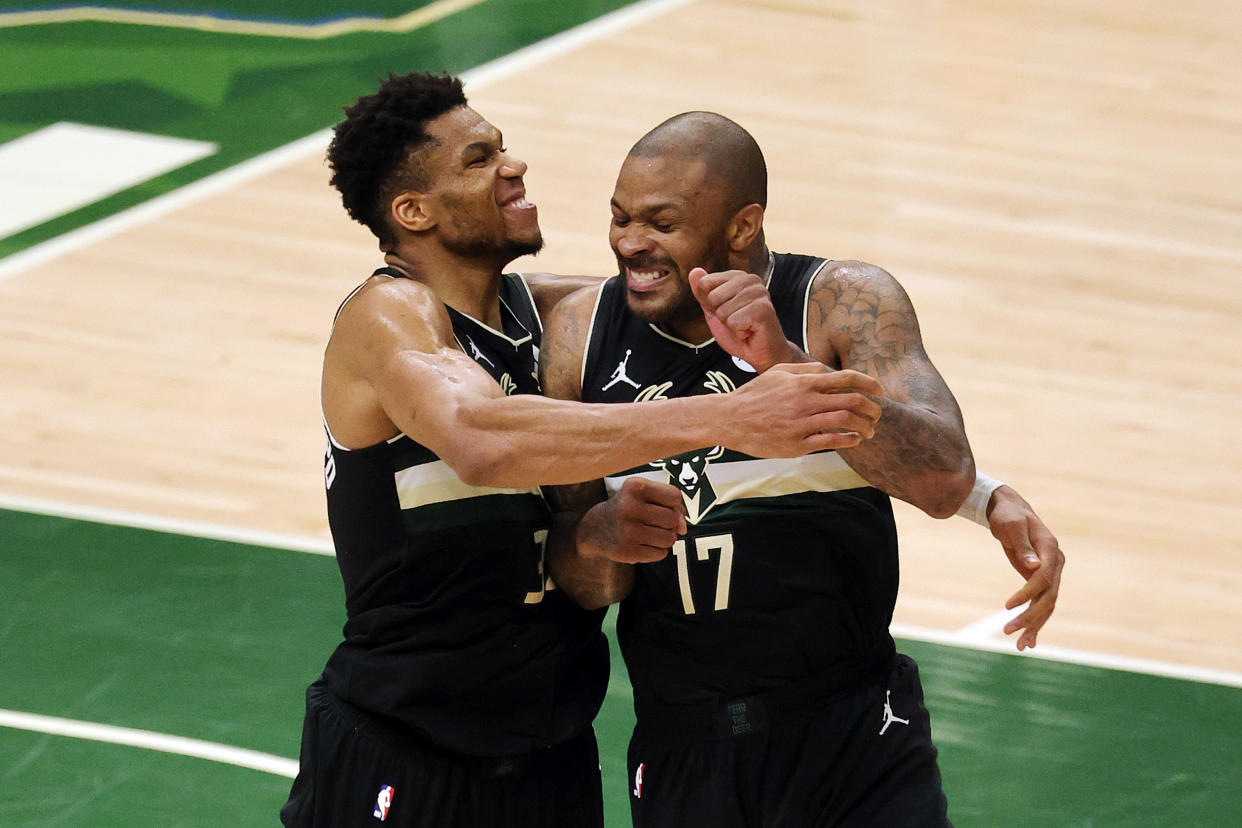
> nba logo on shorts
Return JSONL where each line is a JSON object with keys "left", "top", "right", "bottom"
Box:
{"left": 373, "top": 784, "right": 395, "bottom": 821}
{"left": 633, "top": 763, "right": 644, "bottom": 799}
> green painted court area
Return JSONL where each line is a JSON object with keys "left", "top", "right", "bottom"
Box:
{"left": 0, "top": 0, "right": 639, "bottom": 258}
{"left": 1, "top": 509, "right": 1240, "bottom": 826}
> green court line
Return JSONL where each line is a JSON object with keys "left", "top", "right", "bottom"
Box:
{"left": 0, "top": 0, "right": 484, "bottom": 38}
{"left": 1, "top": 507, "right": 1240, "bottom": 827}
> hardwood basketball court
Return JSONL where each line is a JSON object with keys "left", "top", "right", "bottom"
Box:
{"left": 1, "top": 0, "right": 1239, "bottom": 823}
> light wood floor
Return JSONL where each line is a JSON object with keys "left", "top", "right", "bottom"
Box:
{"left": 2, "top": 0, "right": 1239, "bottom": 673}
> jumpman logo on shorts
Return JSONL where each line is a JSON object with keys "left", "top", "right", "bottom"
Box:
{"left": 879, "top": 689, "right": 910, "bottom": 735}
{"left": 465, "top": 336, "right": 494, "bottom": 368}
{"left": 603, "top": 349, "right": 641, "bottom": 390}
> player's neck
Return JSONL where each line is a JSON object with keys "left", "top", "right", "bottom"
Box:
{"left": 383, "top": 248, "right": 505, "bottom": 328}
{"left": 657, "top": 307, "right": 712, "bottom": 346}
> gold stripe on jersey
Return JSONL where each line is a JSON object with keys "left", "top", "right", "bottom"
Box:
{"left": 394, "top": 460, "right": 541, "bottom": 511}
{"left": 603, "top": 452, "right": 869, "bottom": 504}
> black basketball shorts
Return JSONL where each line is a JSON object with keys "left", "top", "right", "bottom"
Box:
{"left": 625, "top": 655, "right": 951, "bottom": 827}
{"left": 280, "top": 680, "right": 604, "bottom": 828}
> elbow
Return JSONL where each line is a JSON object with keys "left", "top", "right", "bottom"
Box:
{"left": 568, "top": 576, "right": 631, "bottom": 611}
{"left": 920, "top": 459, "right": 976, "bottom": 519}
{"left": 454, "top": 455, "right": 498, "bottom": 488}
{"left": 451, "top": 441, "right": 528, "bottom": 488}
{"left": 572, "top": 592, "right": 617, "bottom": 612}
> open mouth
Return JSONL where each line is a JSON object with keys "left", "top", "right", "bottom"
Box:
{"left": 501, "top": 192, "right": 535, "bottom": 213}
{"left": 625, "top": 266, "right": 671, "bottom": 292}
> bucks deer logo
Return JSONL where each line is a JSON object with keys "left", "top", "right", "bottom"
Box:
{"left": 651, "top": 445, "right": 727, "bottom": 524}
{"left": 644, "top": 370, "right": 737, "bottom": 523}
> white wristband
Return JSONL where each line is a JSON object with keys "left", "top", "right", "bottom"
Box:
{"left": 956, "top": 472, "right": 1004, "bottom": 527}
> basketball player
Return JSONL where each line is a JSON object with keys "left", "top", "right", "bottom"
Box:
{"left": 542, "top": 112, "right": 1065, "bottom": 826}
{"left": 280, "top": 76, "right": 885, "bottom": 828}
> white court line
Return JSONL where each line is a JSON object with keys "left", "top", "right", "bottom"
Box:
{"left": 0, "top": 709, "right": 298, "bottom": 778}
{"left": 5, "top": 489, "right": 1241, "bottom": 691}
{"left": 0, "top": 128, "right": 332, "bottom": 282}
{"left": 0, "top": 0, "right": 695, "bottom": 282}
{"left": 952, "top": 605, "right": 1027, "bottom": 643}
{"left": 0, "top": 492, "right": 334, "bottom": 556}
{"left": 891, "top": 622, "right": 1242, "bottom": 689}
{"left": 0, "top": 123, "right": 216, "bottom": 240}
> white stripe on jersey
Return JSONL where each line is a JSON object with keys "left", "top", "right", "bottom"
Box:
{"left": 394, "top": 460, "right": 540, "bottom": 511}
{"left": 604, "top": 452, "right": 869, "bottom": 504}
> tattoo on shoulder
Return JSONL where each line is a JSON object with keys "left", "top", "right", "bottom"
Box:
{"left": 539, "top": 291, "right": 594, "bottom": 399}
{"left": 810, "top": 262, "right": 926, "bottom": 375}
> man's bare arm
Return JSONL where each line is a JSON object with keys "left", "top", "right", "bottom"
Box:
{"left": 327, "top": 277, "right": 874, "bottom": 490}
{"left": 540, "top": 286, "right": 637, "bottom": 609}
{"left": 984, "top": 484, "right": 1066, "bottom": 650}
{"left": 809, "top": 262, "right": 975, "bottom": 517}
{"left": 545, "top": 480, "right": 635, "bottom": 610}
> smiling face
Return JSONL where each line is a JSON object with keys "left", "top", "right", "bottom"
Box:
{"left": 415, "top": 105, "right": 542, "bottom": 263}
{"left": 609, "top": 153, "right": 735, "bottom": 339}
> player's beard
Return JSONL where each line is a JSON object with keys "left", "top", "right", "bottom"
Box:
{"left": 624, "top": 237, "right": 731, "bottom": 330}
{"left": 438, "top": 194, "right": 544, "bottom": 262}
{"left": 442, "top": 226, "right": 544, "bottom": 261}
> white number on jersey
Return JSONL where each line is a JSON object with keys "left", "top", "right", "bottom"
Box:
{"left": 323, "top": 439, "right": 337, "bottom": 490}
{"left": 524, "top": 529, "right": 557, "bottom": 604}
{"left": 671, "top": 533, "right": 735, "bottom": 615}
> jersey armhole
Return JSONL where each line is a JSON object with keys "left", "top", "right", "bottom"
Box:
{"left": 510, "top": 272, "right": 544, "bottom": 335}
{"left": 579, "top": 282, "right": 610, "bottom": 395}
{"left": 801, "top": 259, "right": 834, "bottom": 353}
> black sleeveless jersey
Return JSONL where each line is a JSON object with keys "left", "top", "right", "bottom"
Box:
{"left": 580, "top": 253, "right": 899, "bottom": 707}
{"left": 321, "top": 268, "right": 608, "bottom": 756}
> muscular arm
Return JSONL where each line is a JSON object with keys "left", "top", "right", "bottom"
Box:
{"left": 325, "top": 276, "right": 858, "bottom": 490}
{"left": 808, "top": 262, "right": 975, "bottom": 517}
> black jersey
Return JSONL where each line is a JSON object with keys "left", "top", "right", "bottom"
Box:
{"left": 320, "top": 268, "right": 608, "bottom": 757}
{"left": 580, "top": 253, "right": 899, "bottom": 708}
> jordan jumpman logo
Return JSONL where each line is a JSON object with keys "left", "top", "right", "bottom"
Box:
{"left": 603, "top": 348, "right": 641, "bottom": 390}
{"left": 465, "top": 336, "right": 494, "bottom": 368}
{"left": 879, "top": 689, "right": 910, "bottom": 735}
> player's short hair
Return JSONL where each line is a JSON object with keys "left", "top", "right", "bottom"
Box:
{"left": 629, "top": 111, "right": 767, "bottom": 212}
{"left": 327, "top": 72, "right": 467, "bottom": 246}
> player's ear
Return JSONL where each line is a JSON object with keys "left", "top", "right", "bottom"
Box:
{"left": 726, "top": 203, "right": 764, "bottom": 252}
{"left": 391, "top": 191, "right": 436, "bottom": 233}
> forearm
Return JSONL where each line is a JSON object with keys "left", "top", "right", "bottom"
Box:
{"left": 837, "top": 399, "right": 974, "bottom": 517}
{"left": 450, "top": 393, "right": 728, "bottom": 488}
{"left": 546, "top": 511, "right": 634, "bottom": 610}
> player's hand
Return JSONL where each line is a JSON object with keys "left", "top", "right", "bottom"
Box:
{"left": 988, "top": 485, "right": 1065, "bottom": 650}
{"left": 689, "top": 267, "right": 805, "bottom": 372}
{"left": 578, "top": 478, "right": 685, "bottom": 564}
{"left": 726, "top": 363, "right": 883, "bottom": 456}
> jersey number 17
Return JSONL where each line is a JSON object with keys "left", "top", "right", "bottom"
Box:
{"left": 671, "top": 533, "right": 735, "bottom": 615}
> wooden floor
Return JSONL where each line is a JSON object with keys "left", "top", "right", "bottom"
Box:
{"left": 2, "top": 0, "right": 1239, "bottom": 673}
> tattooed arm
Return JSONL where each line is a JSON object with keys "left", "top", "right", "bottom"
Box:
{"left": 539, "top": 285, "right": 683, "bottom": 609}
{"left": 538, "top": 284, "right": 629, "bottom": 608}
{"left": 807, "top": 261, "right": 975, "bottom": 517}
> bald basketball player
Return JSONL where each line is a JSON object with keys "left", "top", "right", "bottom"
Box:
{"left": 280, "top": 76, "right": 883, "bottom": 828}
{"left": 541, "top": 112, "right": 1065, "bottom": 827}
